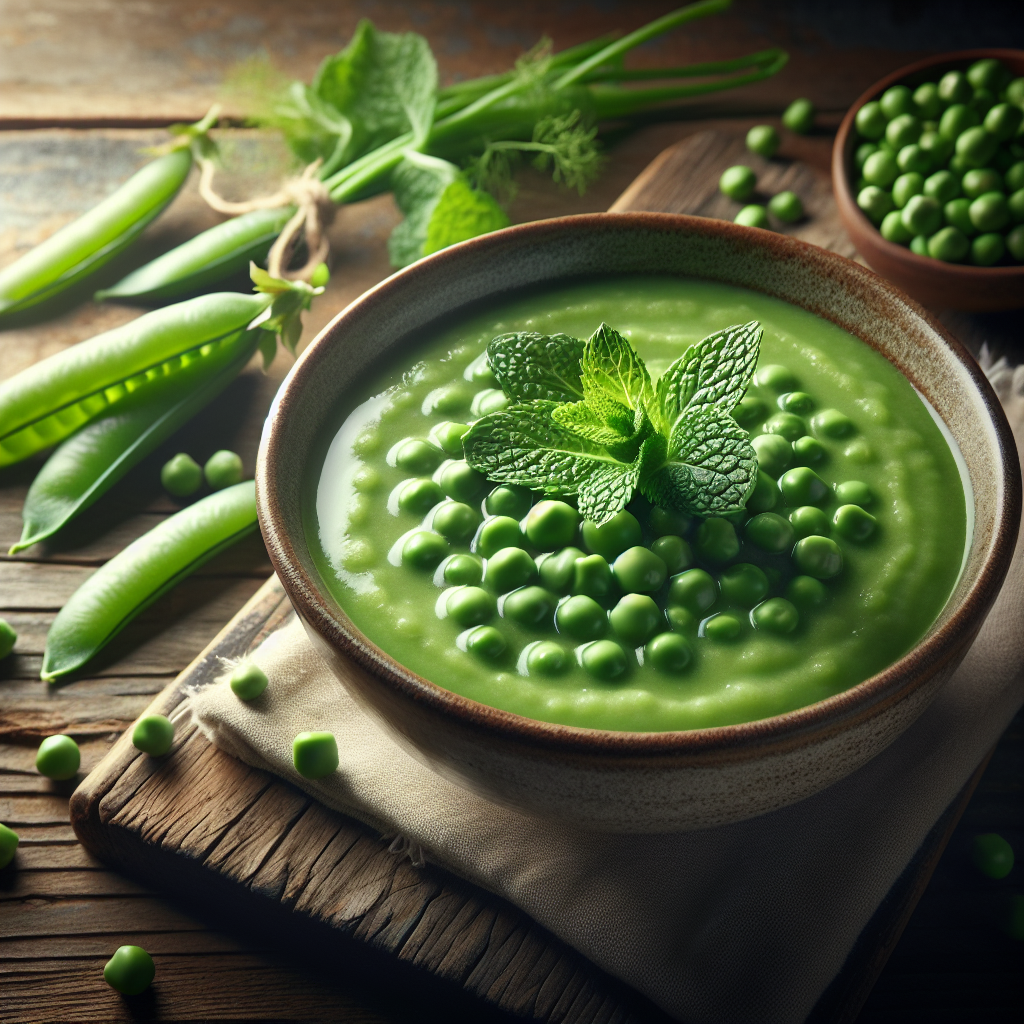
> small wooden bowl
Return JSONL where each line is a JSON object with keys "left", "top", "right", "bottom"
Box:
{"left": 832, "top": 49, "right": 1024, "bottom": 311}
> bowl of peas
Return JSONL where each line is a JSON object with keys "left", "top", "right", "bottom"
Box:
{"left": 832, "top": 49, "right": 1024, "bottom": 310}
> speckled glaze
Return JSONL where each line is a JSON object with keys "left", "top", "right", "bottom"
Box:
{"left": 258, "top": 214, "right": 1021, "bottom": 832}
{"left": 833, "top": 49, "right": 1024, "bottom": 312}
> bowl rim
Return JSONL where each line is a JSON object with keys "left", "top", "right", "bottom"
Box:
{"left": 258, "top": 211, "right": 1021, "bottom": 760}
{"left": 832, "top": 47, "right": 1024, "bottom": 281}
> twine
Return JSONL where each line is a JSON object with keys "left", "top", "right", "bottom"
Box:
{"left": 198, "top": 158, "right": 336, "bottom": 281}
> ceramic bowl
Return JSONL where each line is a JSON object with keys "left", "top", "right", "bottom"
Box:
{"left": 833, "top": 49, "right": 1024, "bottom": 312}
{"left": 258, "top": 213, "right": 1020, "bottom": 832}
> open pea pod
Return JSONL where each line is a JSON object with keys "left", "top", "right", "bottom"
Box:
{"left": 41, "top": 480, "right": 258, "bottom": 681}
{"left": 12, "top": 325, "right": 262, "bottom": 553}
{"left": 96, "top": 206, "right": 296, "bottom": 304}
{"left": 0, "top": 149, "right": 193, "bottom": 324}
{"left": 0, "top": 291, "right": 271, "bottom": 467}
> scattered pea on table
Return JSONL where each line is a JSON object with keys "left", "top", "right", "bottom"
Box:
{"left": 160, "top": 453, "right": 202, "bottom": 497}
{"left": 230, "top": 661, "right": 269, "bottom": 700}
{"left": 971, "top": 832, "right": 1015, "bottom": 879}
{"left": 103, "top": 945, "right": 156, "bottom": 995}
{"left": 0, "top": 618, "right": 16, "bottom": 660}
{"left": 0, "top": 822, "right": 19, "bottom": 869}
{"left": 293, "top": 731, "right": 339, "bottom": 779}
{"left": 768, "top": 190, "right": 803, "bottom": 223}
{"left": 782, "top": 97, "right": 816, "bottom": 134}
{"left": 719, "top": 164, "right": 757, "bottom": 201}
{"left": 746, "top": 124, "right": 780, "bottom": 158}
{"left": 204, "top": 449, "right": 244, "bottom": 490}
{"left": 131, "top": 714, "right": 175, "bottom": 756}
{"left": 734, "top": 204, "right": 770, "bottom": 229}
{"left": 35, "top": 734, "right": 81, "bottom": 780}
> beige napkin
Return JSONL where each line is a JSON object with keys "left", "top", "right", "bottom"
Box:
{"left": 190, "top": 354, "right": 1023, "bottom": 1024}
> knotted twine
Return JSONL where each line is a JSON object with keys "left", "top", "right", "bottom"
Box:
{"left": 197, "top": 157, "right": 336, "bottom": 282}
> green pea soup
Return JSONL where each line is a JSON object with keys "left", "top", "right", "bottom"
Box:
{"left": 307, "top": 276, "right": 968, "bottom": 732}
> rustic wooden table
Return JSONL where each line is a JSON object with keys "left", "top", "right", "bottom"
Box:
{"left": 1, "top": 3, "right": 1021, "bottom": 1022}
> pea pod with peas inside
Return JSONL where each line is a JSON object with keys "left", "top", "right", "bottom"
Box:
{"left": 41, "top": 480, "right": 258, "bottom": 680}
{"left": 0, "top": 111, "right": 217, "bottom": 324}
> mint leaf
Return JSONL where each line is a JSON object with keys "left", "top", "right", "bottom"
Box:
{"left": 579, "top": 434, "right": 666, "bottom": 525}
{"left": 653, "top": 321, "right": 762, "bottom": 432}
{"left": 581, "top": 323, "right": 652, "bottom": 414}
{"left": 640, "top": 406, "right": 757, "bottom": 516}
{"left": 463, "top": 400, "right": 630, "bottom": 496}
{"left": 487, "top": 332, "right": 585, "bottom": 403}
{"left": 551, "top": 394, "right": 633, "bottom": 447}
{"left": 423, "top": 179, "right": 510, "bottom": 255}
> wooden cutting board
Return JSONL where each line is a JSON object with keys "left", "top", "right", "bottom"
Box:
{"left": 68, "top": 131, "right": 978, "bottom": 1024}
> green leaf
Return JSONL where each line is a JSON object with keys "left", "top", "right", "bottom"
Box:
{"left": 640, "top": 405, "right": 757, "bottom": 517}
{"left": 581, "top": 323, "right": 652, "bottom": 414}
{"left": 423, "top": 179, "right": 510, "bottom": 255}
{"left": 577, "top": 434, "right": 665, "bottom": 526}
{"left": 487, "top": 332, "right": 584, "bottom": 403}
{"left": 551, "top": 398, "right": 632, "bottom": 447}
{"left": 313, "top": 20, "right": 437, "bottom": 154}
{"left": 653, "top": 320, "right": 762, "bottom": 432}
{"left": 463, "top": 400, "right": 628, "bottom": 495}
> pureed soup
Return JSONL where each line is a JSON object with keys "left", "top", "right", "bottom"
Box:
{"left": 309, "top": 277, "right": 967, "bottom": 733}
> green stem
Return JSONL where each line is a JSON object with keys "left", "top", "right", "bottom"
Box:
{"left": 580, "top": 48, "right": 787, "bottom": 83}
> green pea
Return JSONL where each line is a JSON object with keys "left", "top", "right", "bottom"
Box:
{"left": 969, "top": 191, "right": 1010, "bottom": 232}
{"left": 765, "top": 411, "right": 806, "bottom": 441}
{"left": 471, "top": 388, "right": 509, "bottom": 416}
{"left": 971, "top": 87, "right": 997, "bottom": 116}
{"left": 746, "top": 512, "right": 795, "bottom": 553}
{"left": 612, "top": 546, "right": 667, "bottom": 593}
{"left": 857, "top": 185, "right": 894, "bottom": 225}
{"left": 912, "top": 82, "right": 943, "bottom": 120}
{"left": 447, "top": 586, "right": 496, "bottom": 626}
{"left": 501, "top": 585, "right": 557, "bottom": 627}
{"left": 694, "top": 517, "right": 739, "bottom": 564}
{"left": 793, "top": 535, "right": 843, "bottom": 579}
{"left": 203, "top": 449, "right": 243, "bottom": 491}
{"left": 525, "top": 640, "right": 569, "bottom": 675}
{"left": 779, "top": 467, "right": 828, "bottom": 506}
{"left": 948, "top": 151, "right": 973, "bottom": 175}
{"left": 668, "top": 568, "right": 717, "bottom": 615}
{"left": 918, "top": 130, "right": 953, "bottom": 166}
{"left": 484, "top": 547, "right": 536, "bottom": 592}
{"left": 892, "top": 172, "right": 924, "bottom": 209}
{"left": 956, "top": 126, "right": 998, "bottom": 168}
{"left": 132, "top": 714, "right": 175, "bottom": 757}
{"left": 703, "top": 613, "right": 742, "bottom": 641}
{"left": 733, "top": 395, "right": 767, "bottom": 427}
{"left": 484, "top": 484, "right": 532, "bottom": 519}
{"left": 476, "top": 515, "right": 524, "bottom": 558}
{"left": 427, "top": 383, "right": 474, "bottom": 416}
{"left": 161, "top": 453, "right": 202, "bottom": 497}
{"left": 394, "top": 438, "right": 442, "bottom": 474}
{"left": 720, "top": 164, "right": 757, "bottom": 201}
{"left": 938, "top": 102, "right": 979, "bottom": 139}
{"left": 835, "top": 480, "right": 873, "bottom": 507}
{"left": 854, "top": 142, "right": 879, "bottom": 171}
{"left": 649, "top": 506, "right": 692, "bottom": 537}
{"left": 464, "top": 625, "right": 506, "bottom": 660}
{"left": 103, "top": 945, "right": 156, "bottom": 996}
{"left": 855, "top": 101, "right": 887, "bottom": 140}
{"left": 665, "top": 604, "right": 696, "bottom": 633}
{"left": 351, "top": 465, "right": 381, "bottom": 493}
{"left": 535, "top": 546, "right": 581, "bottom": 594}
{"left": 752, "top": 432, "right": 794, "bottom": 477}
{"left": 812, "top": 408, "right": 855, "bottom": 438}
{"left": 900, "top": 194, "right": 942, "bottom": 236}
{"left": 962, "top": 167, "right": 1003, "bottom": 199}
{"left": 432, "top": 501, "right": 481, "bottom": 544}
{"left": 581, "top": 510, "right": 642, "bottom": 561}
{"left": 429, "top": 421, "right": 471, "bottom": 455}
{"left": 923, "top": 169, "right": 961, "bottom": 204}
{"left": 880, "top": 210, "right": 912, "bottom": 243}
{"left": 734, "top": 204, "right": 770, "bottom": 229}
{"left": 555, "top": 594, "right": 607, "bottom": 641}
{"left": 751, "top": 597, "right": 799, "bottom": 634}
{"left": 944, "top": 197, "right": 976, "bottom": 236}
{"left": 0, "top": 618, "right": 16, "bottom": 660}
{"left": 36, "top": 734, "right": 81, "bottom": 780}
{"left": 878, "top": 84, "right": 914, "bottom": 120}
{"left": 719, "top": 563, "right": 769, "bottom": 608}
{"left": 1009, "top": 187, "right": 1024, "bottom": 222}
{"left": 971, "top": 832, "right": 1014, "bottom": 879}
{"left": 793, "top": 436, "right": 827, "bottom": 466}
{"left": 967, "top": 58, "right": 1010, "bottom": 92}
{"left": 746, "top": 124, "right": 780, "bottom": 157}
{"left": 607, "top": 594, "right": 659, "bottom": 647}
{"left": 786, "top": 574, "right": 828, "bottom": 610}
{"left": 862, "top": 150, "right": 899, "bottom": 189}
{"left": 782, "top": 98, "right": 815, "bottom": 134}
{"left": 443, "top": 552, "right": 483, "bottom": 586}
{"left": 886, "top": 113, "right": 921, "bottom": 150}
{"left": 1008, "top": 77, "right": 1024, "bottom": 106}
{"left": 768, "top": 191, "right": 803, "bottom": 223}
{"left": 292, "top": 731, "right": 338, "bottom": 780}
{"left": 833, "top": 504, "right": 877, "bottom": 541}
{"left": 229, "top": 661, "right": 269, "bottom": 700}
{"left": 1007, "top": 224, "right": 1024, "bottom": 262}
{"left": 755, "top": 363, "right": 798, "bottom": 391}
{"left": 1006, "top": 161, "right": 1024, "bottom": 193}
{"left": 439, "top": 460, "right": 486, "bottom": 503}
{"left": 398, "top": 478, "right": 444, "bottom": 515}
{"left": 938, "top": 70, "right": 973, "bottom": 105}
{"left": 524, "top": 500, "right": 578, "bottom": 551}
{"left": 650, "top": 534, "right": 692, "bottom": 574}
{"left": 572, "top": 553, "right": 613, "bottom": 599}
{"left": 645, "top": 632, "right": 692, "bottom": 673}
{"left": 970, "top": 232, "right": 1005, "bottom": 266}
{"left": 402, "top": 530, "right": 449, "bottom": 569}
{"left": 789, "top": 505, "right": 830, "bottom": 538}
{"left": 580, "top": 639, "right": 628, "bottom": 680}
{"left": 0, "top": 822, "right": 18, "bottom": 869}
{"left": 746, "top": 470, "right": 781, "bottom": 513}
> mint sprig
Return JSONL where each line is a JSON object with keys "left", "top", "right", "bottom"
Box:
{"left": 463, "top": 320, "right": 763, "bottom": 525}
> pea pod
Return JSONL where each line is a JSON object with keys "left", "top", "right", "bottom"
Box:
{"left": 96, "top": 206, "right": 295, "bottom": 304}
{"left": 12, "top": 326, "right": 261, "bottom": 552}
{"left": 0, "top": 149, "right": 193, "bottom": 323}
{"left": 0, "top": 292, "right": 271, "bottom": 467}
{"left": 41, "top": 481, "right": 258, "bottom": 680}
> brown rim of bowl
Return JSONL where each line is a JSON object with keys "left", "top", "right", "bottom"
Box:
{"left": 832, "top": 48, "right": 1024, "bottom": 281}
{"left": 258, "top": 211, "right": 1021, "bottom": 762}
